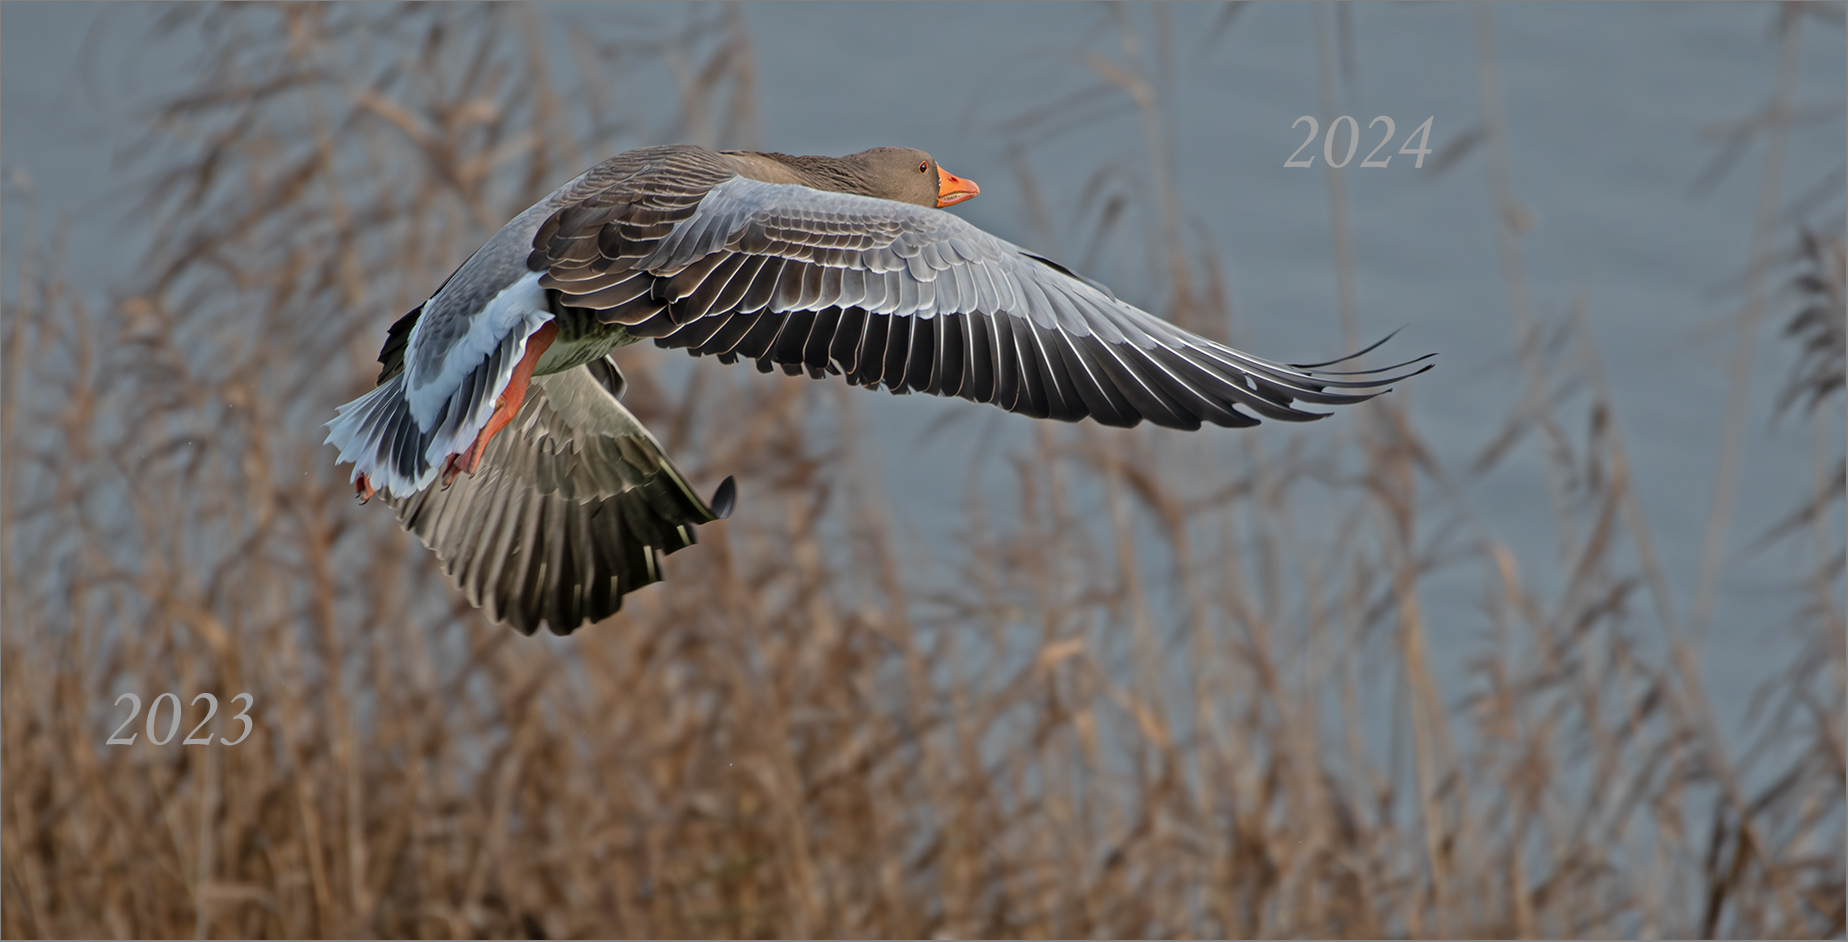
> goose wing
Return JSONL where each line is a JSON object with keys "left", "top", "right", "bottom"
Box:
{"left": 534, "top": 168, "right": 1428, "bottom": 431}
{"left": 390, "top": 356, "right": 734, "bottom": 636}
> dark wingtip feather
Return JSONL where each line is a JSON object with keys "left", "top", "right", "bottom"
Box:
{"left": 1287, "top": 327, "right": 1402, "bottom": 369}
{"left": 1345, "top": 359, "right": 1437, "bottom": 389}
{"left": 710, "top": 476, "right": 737, "bottom": 519}
{"left": 1296, "top": 351, "right": 1438, "bottom": 380}
{"left": 1287, "top": 327, "right": 1436, "bottom": 377}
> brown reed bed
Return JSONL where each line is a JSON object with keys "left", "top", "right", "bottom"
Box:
{"left": 2, "top": 4, "right": 1840, "bottom": 938}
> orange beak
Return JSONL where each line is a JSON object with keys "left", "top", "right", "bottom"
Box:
{"left": 935, "top": 164, "right": 980, "bottom": 207}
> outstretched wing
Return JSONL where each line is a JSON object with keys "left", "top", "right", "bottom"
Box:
{"left": 534, "top": 172, "right": 1428, "bottom": 431}
{"left": 390, "top": 357, "right": 734, "bottom": 636}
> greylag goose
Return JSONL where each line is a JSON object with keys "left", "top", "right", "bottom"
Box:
{"left": 326, "top": 145, "right": 1427, "bottom": 635}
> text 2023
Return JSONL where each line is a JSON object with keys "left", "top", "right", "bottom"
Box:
{"left": 108, "top": 692, "right": 254, "bottom": 746}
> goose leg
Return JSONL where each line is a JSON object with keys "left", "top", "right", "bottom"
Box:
{"left": 442, "top": 321, "right": 559, "bottom": 483}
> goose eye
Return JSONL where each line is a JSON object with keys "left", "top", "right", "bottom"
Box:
{"left": 919, "top": 161, "right": 929, "bottom": 173}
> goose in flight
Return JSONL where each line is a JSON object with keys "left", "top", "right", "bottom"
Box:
{"left": 326, "top": 144, "right": 1427, "bottom": 635}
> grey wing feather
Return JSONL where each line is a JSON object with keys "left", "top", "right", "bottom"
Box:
{"left": 535, "top": 157, "right": 1431, "bottom": 431}
{"left": 390, "top": 357, "right": 732, "bottom": 636}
